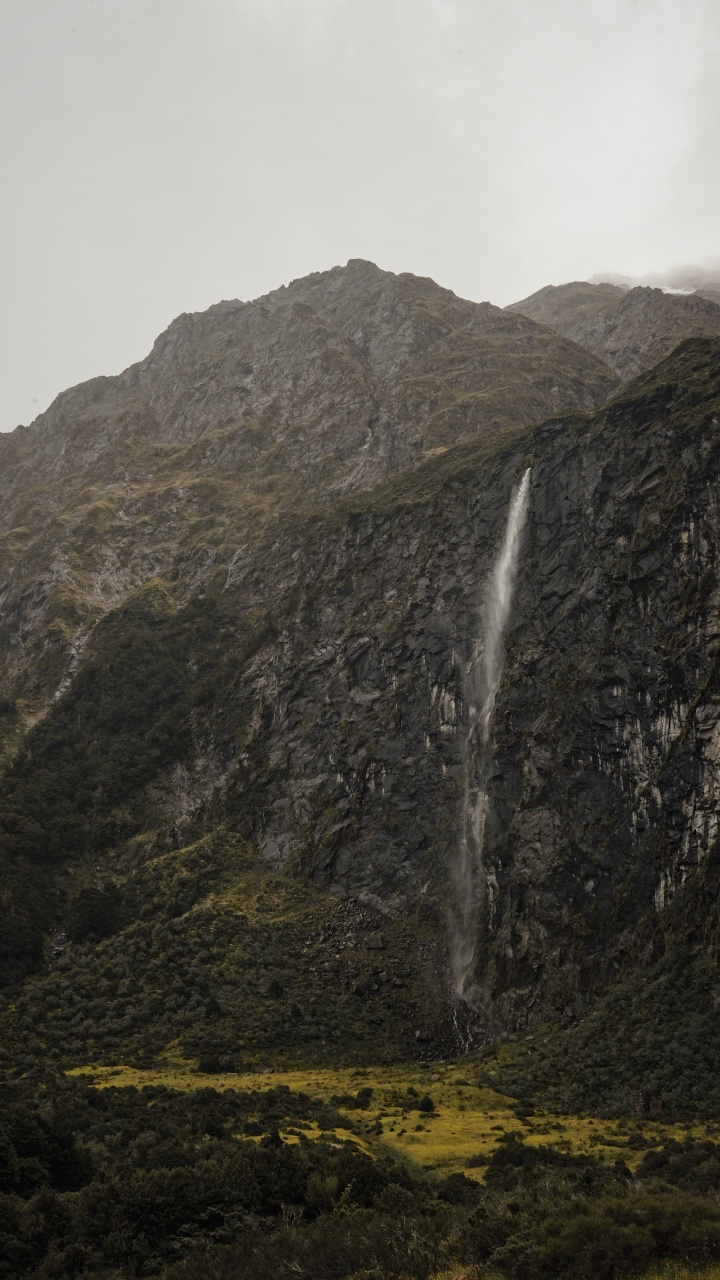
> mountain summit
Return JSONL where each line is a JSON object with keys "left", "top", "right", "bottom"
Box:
{"left": 507, "top": 279, "right": 720, "bottom": 380}
{"left": 3, "top": 259, "right": 616, "bottom": 502}
{"left": 0, "top": 260, "right": 617, "bottom": 704}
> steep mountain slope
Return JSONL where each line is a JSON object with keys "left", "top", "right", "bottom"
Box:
{"left": 507, "top": 281, "right": 720, "bottom": 381}
{"left": 184, "top": 337, "right": 720, "bottom": 1036}
{"left": 0, "top": 261, "right": 618, "bottom": 708}
{"left": 2, "top": 317, "right": 720, "bottom": 1076}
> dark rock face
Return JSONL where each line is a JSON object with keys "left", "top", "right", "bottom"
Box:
{"left": 507, "top": 281, "right": 720, "bottom": 382}
{"left": 2, "top": 258, "right": 720, "bottom": 1044}
{"left": 219, "top": 339, "right": 720, "bottom": 1030}
{"left": 480, "top": 348, "right": 720, "bottom": 1027}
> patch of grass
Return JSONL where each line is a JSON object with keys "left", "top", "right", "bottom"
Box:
{"left": 67, "top": 1059, "right": 720, "bottom": 1183}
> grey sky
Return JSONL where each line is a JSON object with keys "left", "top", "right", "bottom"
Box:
{"left": 1, "top": 0, "right": 719, "bottom": 431}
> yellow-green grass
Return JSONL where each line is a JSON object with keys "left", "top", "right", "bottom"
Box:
{"left": 68, "top": 1059, "right": 718, "bottom": 1184}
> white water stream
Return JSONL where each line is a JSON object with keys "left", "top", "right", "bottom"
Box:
{"left": 450, "top": 468, "right": 531, "bottom": 1013}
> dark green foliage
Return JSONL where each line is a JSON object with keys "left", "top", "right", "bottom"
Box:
{"left": 0, "top": 588, "right": 192, "bottom": 986}
{"left": 496, "top": 835, "right": 720, "bottom": 1119}
{"left": 387, "top": 1087, "right": 437, "bottom": 1114}
{"left": 638, "top": 1138, "right": 720, "bottom": 1193}
{"left": 0, "top": 860, "right": 53, "bottom": 987}
{"left": 456, "top": 1137, "right": 720, "bottom": 1280}
{"left": 0, "top": 826, "right": 447, "bottom": 1074}
{"left": 5, "top": 1072, "right": 720, "bottom": 1280}
{"left": 329, "top": 1086, "right": 374, "bottom": 1110}
{"left": 0, "top": 1071, "right": 423, "bottom": 1279}
{"left": 2, "top": 590, "right": 190, "bottom": 862}
{"left": 66, "top": 887, "right": 120, "bottom": 943}
{"left": 435, "top": 1171, "right": 478, "bottom": 1203}
{"left": 499, "top": 949, "right": 720, "bottom": 1118}
{"left": 484, "top": 1132, "right": 631, "bottom": 1196}
{"left": 474, "top": 1190, "right": 720, "bottom": 1280}
{"left": 0, "top": 1079, "right": 89, "bottom": 1198}
{"left": 162, "top": 1207, "right": 455, "bottom": 1280}
{"left": 195, "top": 1054, "right": 237, "bottom": 1074}
{"left": 0, "top": 586, "right": 276, "bottom": 987}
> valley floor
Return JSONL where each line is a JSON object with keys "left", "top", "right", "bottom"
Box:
{"left": 70, "top": 1057, "right": 720, "bottom": 1182}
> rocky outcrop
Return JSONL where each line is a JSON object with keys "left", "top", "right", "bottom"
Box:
{"left": 507, "top": 281, "right": 720, "bottom": 382}
{"left": 478, "top": 340, "right": 720, "bottom": 1026}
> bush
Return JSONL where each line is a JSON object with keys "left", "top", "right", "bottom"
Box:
{"left": 66, "top": 888, "right": 119, "bottom": 943}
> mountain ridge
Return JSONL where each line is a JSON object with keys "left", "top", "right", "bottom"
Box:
{"left": 0, "top": 260, "right": 618, "bottom": 710}
{"left": 507, "top": 279, "right": 720, "bottom": 381}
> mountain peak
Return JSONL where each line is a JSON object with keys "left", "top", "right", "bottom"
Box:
{"left": 1, "top": 263, "right": 617, "bottom": 519}
{"left": 507, "top": 278, "right": 720, "bottom": 380}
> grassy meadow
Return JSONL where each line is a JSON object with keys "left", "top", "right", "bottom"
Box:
{"left": 69, "top": 1056, "right": 720, "bottom": 1183}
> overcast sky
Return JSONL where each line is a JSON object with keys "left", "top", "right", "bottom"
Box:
{"left": 1, "top": 0, "right": 719, "bottom": 431}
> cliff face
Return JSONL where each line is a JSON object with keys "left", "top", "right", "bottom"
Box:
{"left": 507, "top": 281, "right": 720, "bottom": 382}
{"left": 198, "top": 339, "right": 720, "bottom": 1034}
{"left": 479, "top": 342, "right": 720, "bottom": 1025}
{"left": 3, "top": 262, "right": 720, "bottom": 1058}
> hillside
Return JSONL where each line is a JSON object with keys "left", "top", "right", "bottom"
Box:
{"left": 507, "top": 280, "right": 720, "bottom": 381}
{"left": 1, "top": 322, "right": 719, "bottom": 1034}
{"left": 0, "top": 260, "right": 618, "bottom": 712}
{"left": 4, "top": 262, "right": 720, "bottom": 1278}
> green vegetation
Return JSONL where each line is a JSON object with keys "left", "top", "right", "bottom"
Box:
{"left": 4, "top": 1068, "right": 720, "bottom": 1279}
{"left": 0, "top": 581, "right": 277, "bottom": 988}
{"left": 0, "top": 830, "right": 451, "bottom": 1074}
{"left": 485, "top": 826, "right": 720, "bottom": 1120}
{"left": 492, "top": 942, "right": 720, "bottom": 1120}
{"left": 67, "top": 1059, "right": 720, "bottom": 1182}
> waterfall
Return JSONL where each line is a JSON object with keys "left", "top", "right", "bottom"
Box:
{"left": 450, "top": 468, "right": 530, "bottom": 1013}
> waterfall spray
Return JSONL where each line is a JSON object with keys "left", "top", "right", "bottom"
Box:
{"left": 450, "top": 468, "right": 531, "bottom": 1015}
